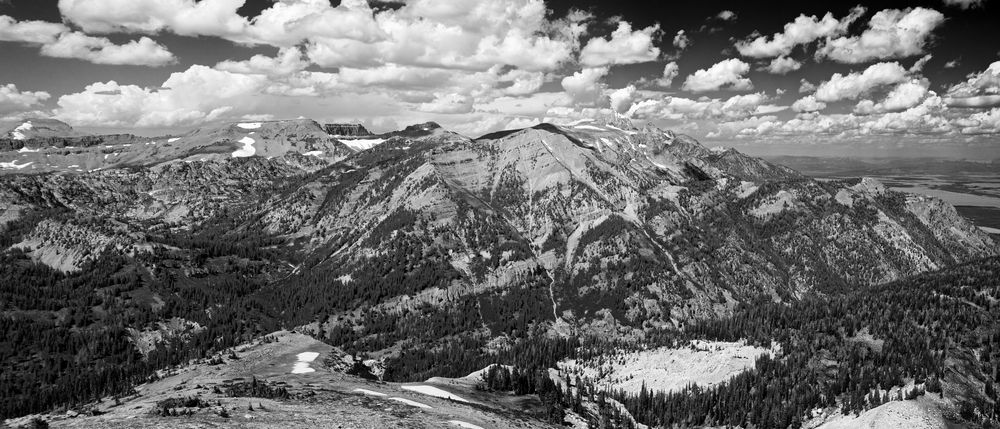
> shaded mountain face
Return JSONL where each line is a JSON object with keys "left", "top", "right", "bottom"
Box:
{"left": 0, "top": 117, "right": 996, "bottom": 419}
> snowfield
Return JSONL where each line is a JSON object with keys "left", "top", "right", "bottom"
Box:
{"left": 401, "top": 385, "right": 469, "bottom": 403}
{"left": 353, "top": 388, "right": 387, "bottom": 397}
{"left": 232, "top": 136, "right": 256, "bottom": 157}
{"left": 339, "top": 138, "right": 385, "bottom": 151}
{"left": 0, "top": 160, "right": 33, "bottom": 169}
{"left": 290, "top": 351, "right": 319, "bottom": 374}
{"left": 237, "top": 122, "right": 262, "bottom": 129}
{"left": 10, "top": 121, "right": 32, "bottom": 140}
{"left": 389, "top": 397, "right": 432, "bottom": 409}
{"left": 558, "top": 340, "right": 778, "bottom": 395}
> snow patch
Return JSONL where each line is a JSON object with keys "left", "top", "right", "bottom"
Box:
{"left": 449, "top": 421, "right": 485, "bottom": 429}
{"left": 401, "top": 385, "right": 469, "bottom": 403}
{"left": 17, "top": 146, "right": 39, "bottom": 153}
{"left": 232, "top": 136, "right": 256, "bottom": 157}
{"left": 167, "top": 137, "right": 180, "bottom": 143}
{"left": 0, "top": 160, "right": 33, "bottom": 169}
{"left": 303, "top": 150, "right": 323, "bottom": 157}
{"left": 236, "top": 122, "right": 262, "bottom": 129}
{"left": 339, "top": 138, "right": 385, "bottom": 151}
{"left": 573, "top": 124, "right": 606, "bottom": 131}
{"left": 10, "top": 121, "right": 32, "bottom": 140}
{"left": 290, "top": 351, "right": 319, "bottom": 374}
{"left": 353, "top": 388, "right": 387, "bottom": 397}
{"left": 389, "top": 397, "right": 432, "bottom": 409}
{"left": 562, "top": 118, "right": 594, "bottom": 126}
{"left": 606, "top": 124, "right": 637, "bottom": 135}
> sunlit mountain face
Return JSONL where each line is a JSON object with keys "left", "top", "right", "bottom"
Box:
{"left": 1, "top": 1, "right": 999, "bottom": 428}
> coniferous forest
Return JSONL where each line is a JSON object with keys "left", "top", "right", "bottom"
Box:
{"left": 2, "top": 196, "right": 1000, "bottom": 428}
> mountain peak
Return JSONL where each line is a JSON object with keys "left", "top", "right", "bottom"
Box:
{"left": 3, "top": 118, "right": 77, "bottom": 140}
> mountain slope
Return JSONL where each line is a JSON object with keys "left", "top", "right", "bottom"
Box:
{"left": 0, "top": 118, "right": 996, "bottom": 423}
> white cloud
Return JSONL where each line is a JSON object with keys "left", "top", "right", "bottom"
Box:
{"left": 0, "top": 15, "right": 66, "bottom": 44}
{"left": 54, "top": 65, "right": 268, "bottom": 127}
{"left": 944, "top": 59, "right": 959, "bottom": 68}
{"left": 814, "top": 61, "right": 909, "bottom": 102}
{"left": 1, "top": 15, "right": 175, "bottom": 66}
{"left": 656, "top": 62, "right": 680, "bottom": 87}
{"left": 818, "top": 7, "right": 945, "bottom": 63}
{"left": 799, "top": 79, "right": 817, "bottom": 93}
{"left": 57, "top": 0, "right": 249, "bottom": 38}
{"left": 945, "top": 61, "right": 1000, "bottom": 108}
{"left": 942, "top": 0, "right": 985, "bottom": 9}
{"left": 716, "top": 10, "right": 737, "bottom": 21}
{"left": 418, "top": 93, "right": 473, "bottom": 114}
{"left": 946, "top": 61, "right": 1000, "bottom": 97}
{"left": 39, "top": 32, "right": 175, "bottom": 66}
{"left": 215, "top": 47, "right": 310, "bottom": 77}
{"left": 626, "top": 92, "right": 771, "bottom": 121}
{"left": 609, "top": 85, "right": 637, "bottom": 114}
{"left": 561, "top": 67, "right": 608, "bottom": 105}
{"left": 673, "top": 30, "right": 690, "bottom": 50}
{"left": 792, "top": 95, "right": 827, "bottom": 112}
{"left": 763, "top": 56, "right": 802, "bottom": 75}
{"left": 0, "top": 84, "right": 51, "bottom": 114}
{"left": 681, "top": 59, "right": 753, "bottom": 92}
{"left": 580, "top": 21, "right": 660, "bottom": 67}
{"left": 956, "top": 107, "right": 1000, "bottom": 134}
{"left": 735, "top": 7, "right": 864, "bottom": 58}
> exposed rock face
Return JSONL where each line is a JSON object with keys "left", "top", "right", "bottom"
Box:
{"left": 0, "top": 117, "right": 995, "bottom": 343}
{"left": 324, "top": 123, "right": 373, "bottom": 137}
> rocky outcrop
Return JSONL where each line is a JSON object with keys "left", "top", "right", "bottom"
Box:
{"left": 324, "top": 123, "right": 373, "bottom": 137}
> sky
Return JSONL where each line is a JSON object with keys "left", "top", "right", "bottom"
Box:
{"left": 1, "top": 0, "right": 999, "bottom": 158}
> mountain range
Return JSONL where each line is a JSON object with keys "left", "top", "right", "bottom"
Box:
{"left": 1, "top": 116, "right": 997, "bottom": 428}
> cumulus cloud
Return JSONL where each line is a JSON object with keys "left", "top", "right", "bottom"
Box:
{"left": 54, "top": 65, "right": 268, "bottom": 127}
{"left": 0, "top": 84, "right": 51, "bottom": 114}
{"left": 0, "top": 15, "right": 66, "bottom": 44}
{"left": 656, "top": 62, "right": 680, "bottom": 87}
{"left": 814, "top": 61, "right": 909, "bottom": 102}
{"left": 561, "top": 67, "right": 609, "bottom": 105}
{"left": 955, "top": 107, "right": 1000, "bottom": 134}
{"left": 818, "top": 7, "right": 945, "bottom": 63}
{"left": 763, "top": 57, "right": 802, "bottom": 75}
{"left": 945, "top": 61, "right": 1000, "bottom": 107}
{"left": 799, "top": 79, "right": 817, "bottom": 93}
{"left": 417, "top": 93, "right": 473, "bottom": 114}
{"left": 716, "top": 10, "right": 737, "bottom": 21}
{"left": 57, "top": 0, "right": 250, "bottom": 38}
{"left": 580, "top": 21, "right": 660, "bottom": 67}
{"left": 1, "top": 15, "right": 175, "bottom": 66}
{"left": 609, "top": 85, "right": 637, "bottom": 114}
{"left": 855, "top": 79, "right": 932, "bottom": 113}
{"left": 39, "top": 32, "right": 175, "bottom": 66}
{"left": 626, "top": 92, "right": 772, "bottom": 121}
{"left": 673, "top": 30, "right": 690, "bottom": 50}
{"left": 735, "top": 7, "right": 865, "bottom": 58}
{"left": 792, "top": 95, "right": 827, "bottom": 112}
{"left": 682, "top": 59, "right": 753, "bottom": 92}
